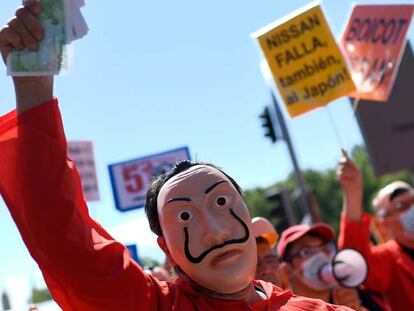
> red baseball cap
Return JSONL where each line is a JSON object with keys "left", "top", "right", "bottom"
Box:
{"left": 277, "top": 223, "right": 335, "bottom": 260}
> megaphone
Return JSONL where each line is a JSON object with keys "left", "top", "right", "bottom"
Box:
{"left": 319, "top": 248, "right": 368, "bottom": 288}
{"left": 300, "top": 248, "right": 368, "bottom": 290}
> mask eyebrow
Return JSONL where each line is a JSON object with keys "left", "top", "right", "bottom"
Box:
{"left": 165, "top": 197, "right": 192, "bottom": 206}
{"left": 204, "top": 180, "right": 228, "bottom": 194}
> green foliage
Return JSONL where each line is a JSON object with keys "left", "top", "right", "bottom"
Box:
{"left": 141, "top": 257, "right": 161, "bottom": 269}
{"left": 245, "top": 146, "right": 413, "bottom": 234}
{"left": 30, "top": 288, "right": 52, "bottom": 304}
{"left": 244, "top": 188, "right": 273, "bottom": 219}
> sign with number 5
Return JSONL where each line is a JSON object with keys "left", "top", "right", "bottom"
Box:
{"left": 108, "top": 147, "right": 191, "bottom": 212}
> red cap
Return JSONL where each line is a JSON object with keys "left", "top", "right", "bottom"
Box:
{"left": 277, "top": 223, "right": 335, "bottom": 260}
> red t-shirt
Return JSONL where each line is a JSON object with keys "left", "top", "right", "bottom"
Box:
{"left": 0, "top": 99, "right": 352, "bottom": 310}
{"left": 338, "top": 212, "right": 414, "bottom": 311}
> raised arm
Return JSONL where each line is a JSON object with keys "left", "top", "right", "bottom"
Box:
{"left": 0, "top": 0, "right": 53, "bottom": 113}
{"left": 336, "top": 150, "right": 392, "bottom": 293}
{"left": 337, "top": 149, "right": 363, "bottom": 222}
{"left": 0, "top": 2, "right": 167, "bottom": 310}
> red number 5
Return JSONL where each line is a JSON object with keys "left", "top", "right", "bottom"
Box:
{"left": 122, "top": 164, "right": 144, "bottom": 193}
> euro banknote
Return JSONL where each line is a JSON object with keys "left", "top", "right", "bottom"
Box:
{"left": 7, "top": 0, "right": 88, "bottom": 76}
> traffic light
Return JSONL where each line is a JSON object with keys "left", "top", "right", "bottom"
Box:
{"left": 265, "top": 188, "right": 296, "bottom": 233}
{"left": 259, "top": 106, "right": 277, "bottom": 143}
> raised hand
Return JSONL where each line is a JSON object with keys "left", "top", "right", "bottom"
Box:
{"left": 0, "top": 0, "right": 53, "bottom": 113}
{"left": 0, "top": 0, "right": 44, "bottom": 64}
{"left": 337, "top": 149, "right": 363, "bottom": 221}
{"left": 337, "top": 149, "right": 362, "bottom": 194}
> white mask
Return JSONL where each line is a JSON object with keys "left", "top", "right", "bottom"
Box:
{"left": 400, "top": 205, "right": 414, "bottom": 237}
{"left": 299, "top": 252, "right": 334, "bottom": 291}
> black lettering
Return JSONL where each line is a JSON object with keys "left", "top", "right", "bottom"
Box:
{"left": 300, "top": 20, "right": 312, "bottom": 33}
{"left": 312, "top": 36, "right": 325, "bottom": 49}
{"left": 308, "top": 14, "right": 321, "bottom": 28}
{"left": 358, "top": 18, "right": 371, "bottom": 42}
{"left": 372, "top": 18, "right": 385, "bottom": 43}
{"left": 346, "top": 18, "right": 360, "bottom": 41}
{"left": 275, "top": 52, "right": 284, "bottom": 67}
{"left": 382, "top": 18, "right": 396, "bottom": 44}
{"left": 266, "top": 36, "right": 280, "bottom": 50}
{"left": 286, "top": 49, "right": 297, "bottom": 65}
{"left": 281, "top": 29, "right": 291, "bottom": 43}
{"left": 303, "top": 87, "right": 311, "bottom": 99}
{"left": 290, "top": 25, "right": 300, "bottom": 38}
{"left": 392, "top": 19, "right": 408, "bottom": 43}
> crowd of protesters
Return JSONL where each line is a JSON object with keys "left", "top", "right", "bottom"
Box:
{"left": 0, "top": 1, "right": 413, "bottom": 311}
{"left": 141, "top": 153, "right": 414, "bottom": 311}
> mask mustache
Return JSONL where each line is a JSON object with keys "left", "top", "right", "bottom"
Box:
{"left": 184, "top": 208, "right": 250, "bottom": 264}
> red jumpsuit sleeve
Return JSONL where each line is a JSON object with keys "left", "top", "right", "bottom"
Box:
{"left": 337, "top": 212, "right": 392, "bottom": 293}
{"left": 0, "top": 99, "right": 170, "bottom": 311}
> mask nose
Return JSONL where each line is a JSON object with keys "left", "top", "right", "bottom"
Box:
{"left": 200, "top": 212, "right": 231, "bottom": 247}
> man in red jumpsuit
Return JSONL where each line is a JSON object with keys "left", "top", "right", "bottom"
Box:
{"left": 337, "top": 150, "right": 414, "bottom": 310}
{"left": 0, "top": 2, "right": 353, "bottom": 310}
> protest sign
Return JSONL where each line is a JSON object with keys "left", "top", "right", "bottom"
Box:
{"left": 108, "top": 147, "right": 191, "bottom": 212}
{"left": 126, "top": 244, "right": 141, "bottom": 265}
{"left": 341, "top": 4, "right": 414, "bottom": 101}
{"left": 68, "top": 141, "right": 100, "bottom": 202}
{"left": 354, "top": 43, "right": 414, "bottom": 176}
{"left": 254, "top": 3, "right": 356, "bottom": 117}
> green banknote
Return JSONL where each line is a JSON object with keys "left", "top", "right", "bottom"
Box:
{"left": 7, "top": 0, "right": 70, "bottom": 76}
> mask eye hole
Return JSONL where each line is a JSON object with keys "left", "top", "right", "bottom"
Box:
{"left": 215, "top": 195, "right": 230, "bottom": 207}
{"left": 178, "top": 210, "right": 192, "bottom": 223}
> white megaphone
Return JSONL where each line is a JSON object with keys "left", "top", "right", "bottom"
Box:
{"left": 319, "top": 248, "right": 368, "bottom": 288}
{"left": 332, "top": 248, "right": 368, "bottom": 287}
{"left": 299, "top": 248, "right": 368, "bottom": 291}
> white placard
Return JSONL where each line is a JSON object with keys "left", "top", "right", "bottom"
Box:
{"left": 108, "top": 147, "right": 191, "bottom": 212}
{"left": 68, "top": 141, "right": 100, "bottom": 202}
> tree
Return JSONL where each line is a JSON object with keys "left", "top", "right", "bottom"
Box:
{"left": 245, "top": 146, "right": 413, "bottom": 234}
{"left": 141, "top": 257, "right": 161, "bottom": 269}
{"left": 30, "top": 288, "right": 52, "bottom": 304}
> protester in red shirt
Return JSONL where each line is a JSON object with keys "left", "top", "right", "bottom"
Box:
{"left": 277, "top": 224, "right": 365, "bottom": 310}
{"left": 0, "top": 2, "right": 354, "bottom": 310}
{"left": 337, "top": 150, "right": 414, "bottom": 311}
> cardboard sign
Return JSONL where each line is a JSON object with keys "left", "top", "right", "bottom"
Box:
{"left": 108, "top": 147, "right": 191, "bottom": 212}
{"left": 341, "top": 4, "right": 414, "bottom": 101}
{"left": 254, "top": 3, "right": 356, "bottom": 117}
{"left": 68, "top": 141, "right": 100, "bottom": 202}
{"left": 355, "top": 43, "right": 414, "bottom": 176}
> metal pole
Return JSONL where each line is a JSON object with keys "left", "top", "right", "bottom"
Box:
{"left": 269, "top": 90, "right": 315, "bottom": 222}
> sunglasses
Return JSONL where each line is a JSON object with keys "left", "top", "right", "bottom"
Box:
{"left": 286, "top": 242, "right": 336, "bottom": 262}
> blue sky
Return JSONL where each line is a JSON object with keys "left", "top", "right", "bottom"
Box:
{"left": 0, "top": 0, "right": 413, "bottom": 308}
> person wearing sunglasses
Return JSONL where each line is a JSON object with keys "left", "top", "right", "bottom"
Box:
{"left": 278, "top": 224, "right": 365, "bottom": 310}
{"left": 337, "top": 150, "right": 414, "bottom": 311}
